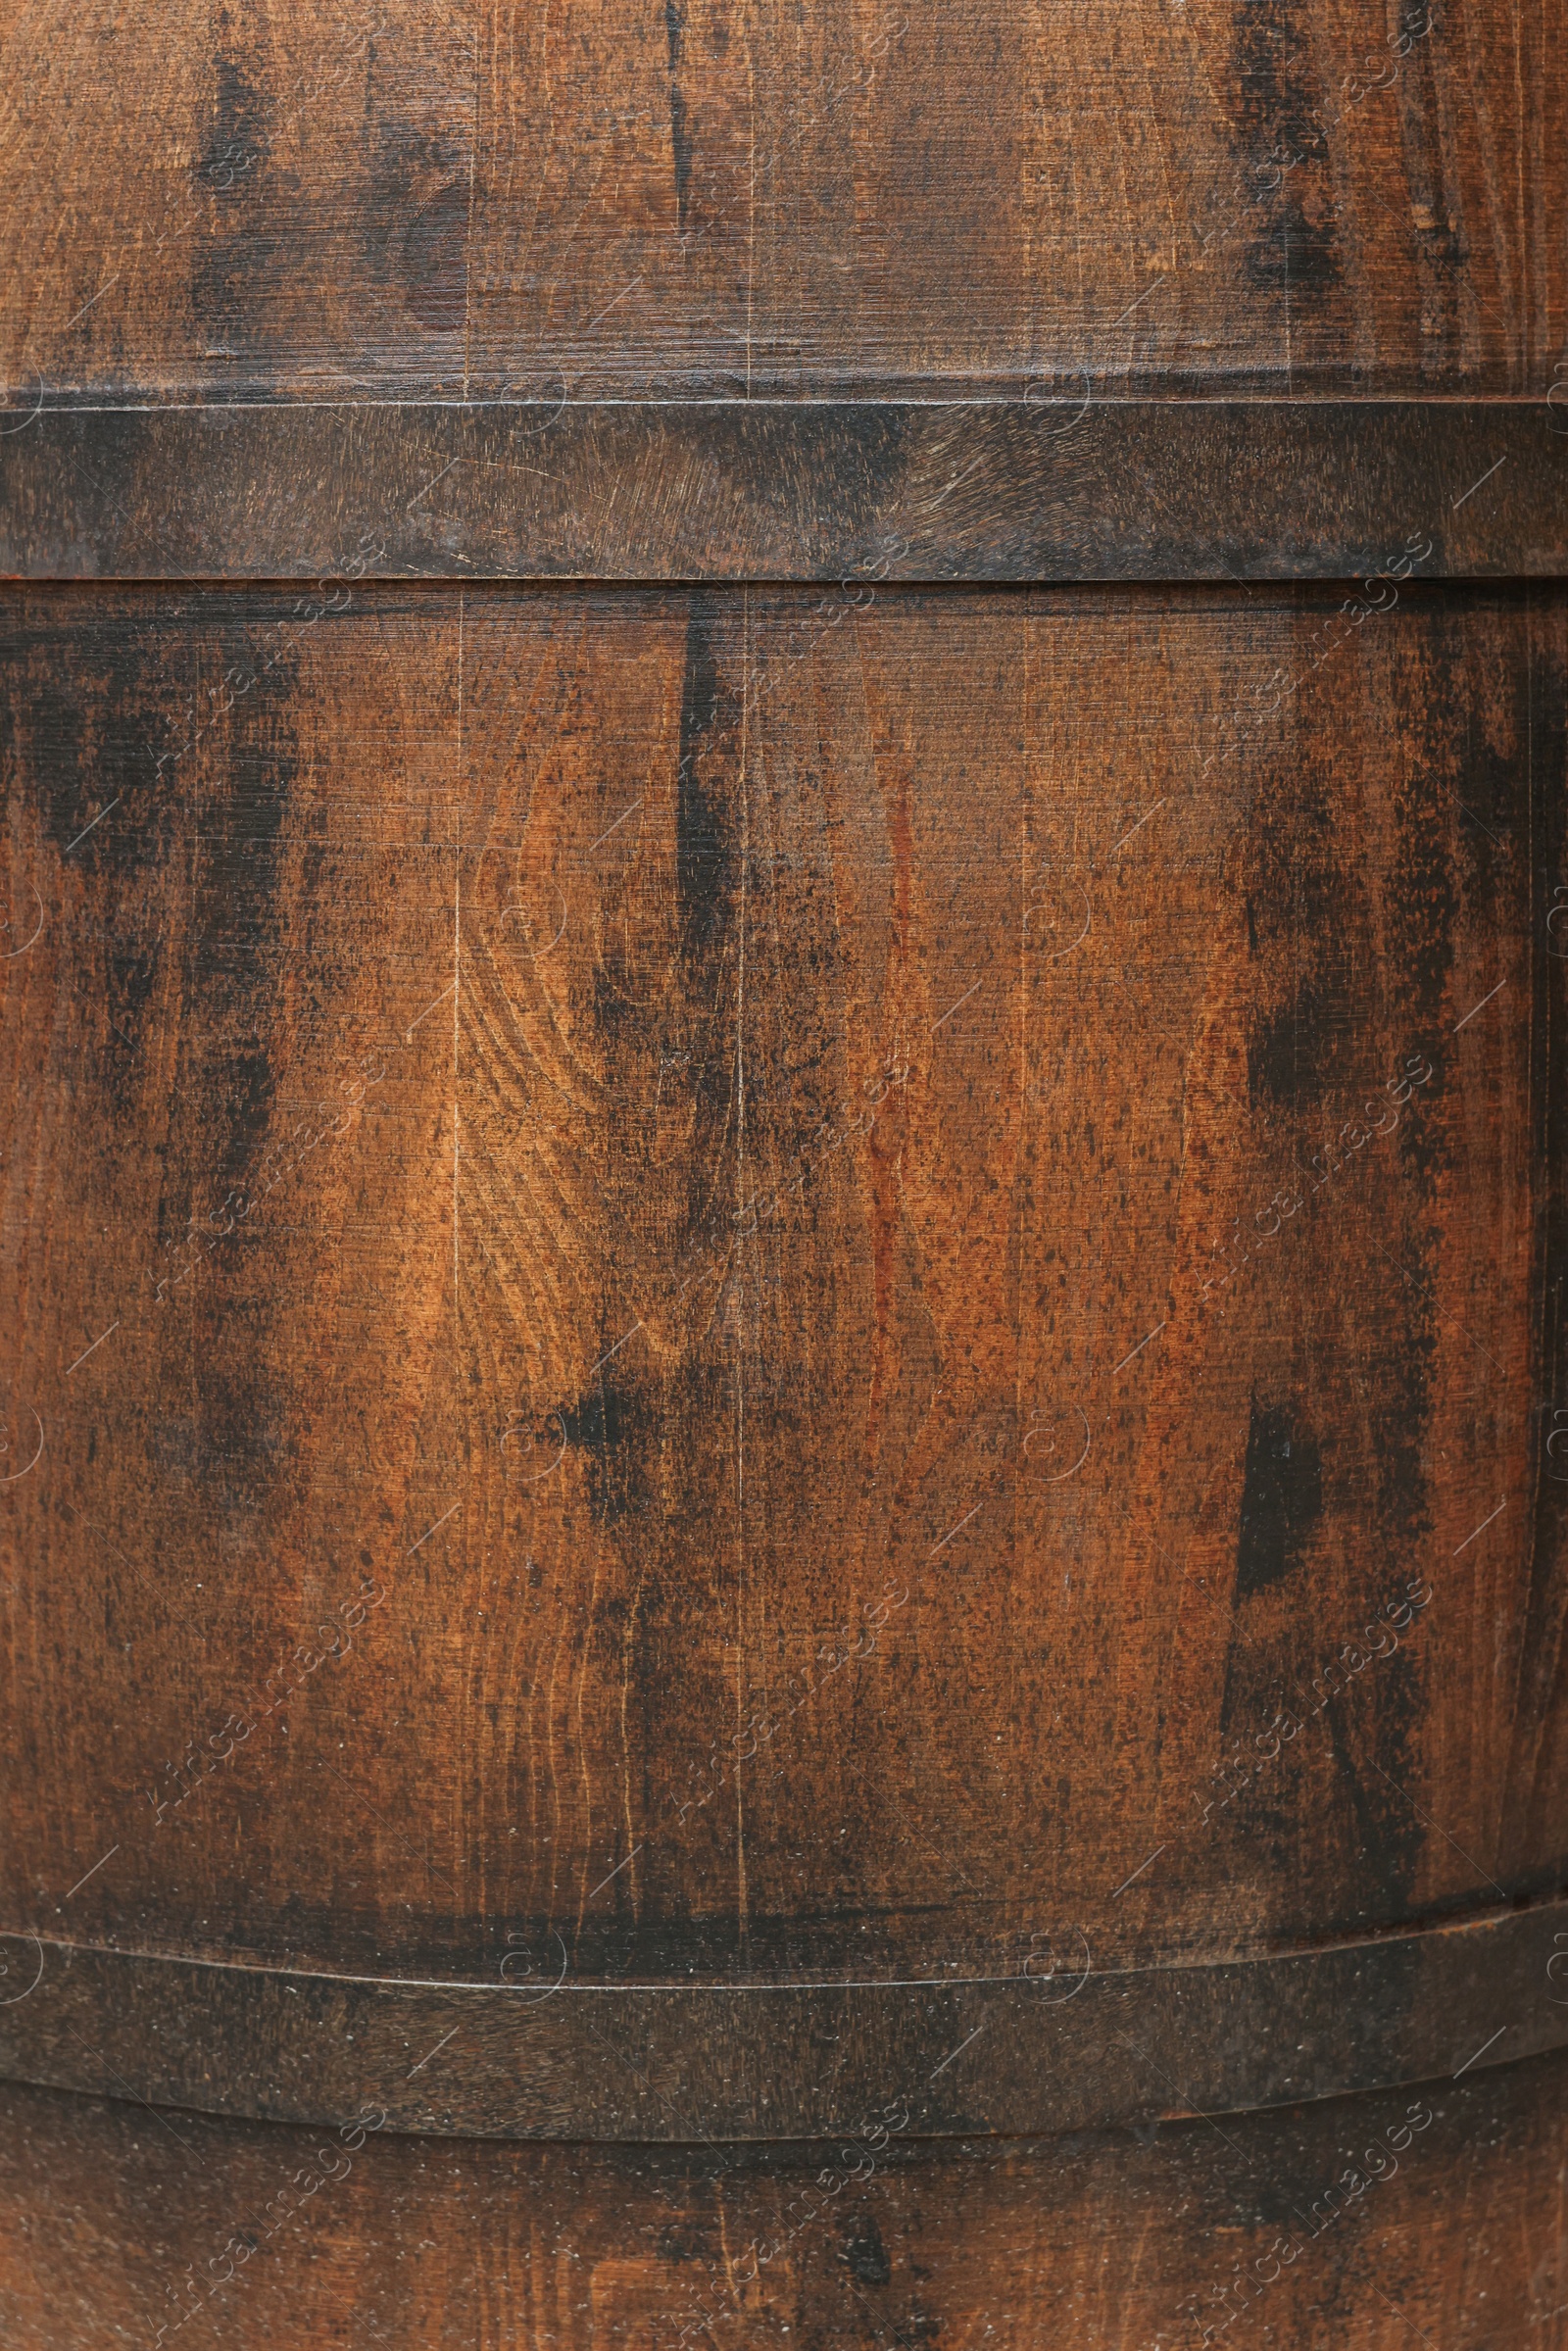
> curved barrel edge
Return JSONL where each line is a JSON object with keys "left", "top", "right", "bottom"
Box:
{"left": 0, "top": 1899, "right": 1564, "bottom": 2142}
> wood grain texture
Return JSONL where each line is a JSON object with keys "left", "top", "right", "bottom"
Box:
{"left": 3, "top": 400, "right": 1567, "bottom": 583}
{"left": 4, "top": 0, "right": 1565, "bottom": 2331}
{"left": 1, "top": 0, "right": 1566, "bottom": 405}
{"left": 1, "top": 580, "right": 1561, "bottom": 2030}
{"left": 1, "top": 1901, "right": 1564, "bottom": 2140}
{"left": 2, "top": 2053, "right": 1566, "bottom": 2349}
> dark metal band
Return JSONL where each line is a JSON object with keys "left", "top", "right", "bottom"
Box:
{"left": 2, "top": 1900, "right": 1563, "bottom": 2142}
{"left": 1, "top": 399, "right": 1563, "bottom": 583}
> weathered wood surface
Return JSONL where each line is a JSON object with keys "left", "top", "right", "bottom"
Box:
{"left": 2, "top": 1901, "right": 1564, "bottom": 2140}
{"left": 4, "top": 399, "right": 1567, "bottom": 583}
{"left": 2, "top": 2053, "right": 1565, "bottom": 2349}
{"left": 0, "top": 0, "right": 1565, "bottom": 407}
{"left": 1, "top": 582, "right": 1560, "bottom": 2063}
{"left": 3, "top": 0, "right": 1566, "bottom": 2339}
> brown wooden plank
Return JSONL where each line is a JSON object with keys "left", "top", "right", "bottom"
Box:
{"left": 0, "top": 2051, "right": 1564, "bottom": 2347}
{"left": 2, "top": 399, "right": 1566, "bottom": 581}
{"left": 0, "top": 580, "right": 1560, "bottom": 2057}
{"left": 1, "top": 0, "right": 1565, "bottom": 405}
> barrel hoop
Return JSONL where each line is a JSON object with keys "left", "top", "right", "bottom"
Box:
{"left": 1, "top": 1900, "right": 1564, "bottom": 2141}
{"left": 1, "top": 399, "right": 1564, "bottom": 583}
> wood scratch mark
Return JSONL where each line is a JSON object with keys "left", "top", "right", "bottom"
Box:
{"left": 1109, "top": 1843, "right": 1164, "bottom": 1898}
{"left": 589, "top": 795, "right": 644, "bottom": 851}
{"left": 407, "top": 2025, "right": 460, "bottom": 2077}
{"left": 579, "top": 272, "right": 646, "bottom": 340}
{"left": 932, "top": 976, "right": 983, "bottom": 1030}
{"left": 1453, "top": 975, "right": 1507, "bottom": 1032}
{"left": 588, "top": 1843, "right": 643, "bottom": 1899}
{"left": 406, "top": 455, "right": 460, "bottom": 513}
{"left": 408, "top": 1501, "right": 461, "bottom": 1554}
{"left": 1452, "top": 454, "right": 1506, "bottom": 510}
{"left": 65, "top": 1322, "right": 119, "bottom": 1375}
{"left": 61, "top": 1845, "right": 120, "bottom": 1901}
{"left": 1453, "top": 1497, "right": 1506, "bottom": 1554}
{"left": 1452, "top": 2024, "right": 1506, "bottom": 2078}
{"left": 64, "top": 793, "right": 122, "bottom": 857}
{"left": 1112, "top": 1319, "right": 1165, "bottom": 1374}
{"left": 406, "top": 977, "right": 457, "bottom": 1042}
{"left": 589, "top": 1321, "right": 643, "bottom": 1378}
{"left": 929, "top": 2023, "right": 986, "bottom": 2079}
{"left": 63, "top": 272, "right": 119, "bottom": 331}
{"left": 1105, "top": 273, "right": 1167, "bottom": 328}
{"left": 929, "top": 1500, "right": 983, "bottom": 1556}
{"left": 1110, "top": 795, "right": 1167, "bottom": 855}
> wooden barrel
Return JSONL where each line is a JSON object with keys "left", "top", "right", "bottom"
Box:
{"left": 2, "top": 5, "right": 1566, "bottom": 2344}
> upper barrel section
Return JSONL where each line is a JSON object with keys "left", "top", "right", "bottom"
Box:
{"left": 1, "top": 0, "right": 1565, "bottom": 411}
{"left": 5, "top": 0, "right": 1568, "bottom": 581}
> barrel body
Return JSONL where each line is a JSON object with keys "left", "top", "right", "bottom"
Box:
{"left": 1, "top": 4, "right": 1566, "bottom": 2347}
